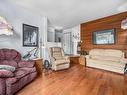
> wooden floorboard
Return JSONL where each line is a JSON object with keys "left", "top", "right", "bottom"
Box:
{"left": 16, "top": 64, "right": 127, "bottom": 95}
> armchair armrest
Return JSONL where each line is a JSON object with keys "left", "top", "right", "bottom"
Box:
{"left": 64, "top": 56, "right": 70, "bottom": 60}
{"left": 51, "top": 57, "right": 56, "bottom": 62}
{"left": 18, "top": 60, "right": 35, "bottom": 68}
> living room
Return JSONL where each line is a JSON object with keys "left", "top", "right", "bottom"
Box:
{"left": 0, "top": 0, "right": 127, "bottom": 95}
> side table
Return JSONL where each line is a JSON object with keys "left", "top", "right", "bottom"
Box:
{"left": 69, "top": 55, "right": 80, "bottom": 64}
{"left": 33, "top": 58, "right": 43, "bottom": 75}
{"left": 79, "top": 55, "right": 86, "bottom": 66}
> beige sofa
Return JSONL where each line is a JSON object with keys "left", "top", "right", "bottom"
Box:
{"left": 49, "top": 47, "right": 70, "bottom": 71}
{"left": 86, "top": 49, "right": 127, "bottom": 74}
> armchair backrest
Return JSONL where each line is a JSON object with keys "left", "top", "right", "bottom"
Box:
{"left": 49, "top": 47, "right": 64, "bottom": 59}
{"left": 0, "top": 49, "right": 21, "bottom": 61}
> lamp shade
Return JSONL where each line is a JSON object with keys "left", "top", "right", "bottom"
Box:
{"left": 0, "top": 16, "right": 13, "bottom": 35}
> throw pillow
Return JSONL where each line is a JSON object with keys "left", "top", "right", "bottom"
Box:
{"left": 0, "top": 65, "right": 16, "bottom": 72}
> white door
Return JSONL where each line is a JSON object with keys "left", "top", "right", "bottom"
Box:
{"left": 63, "top": 32, "right": 71, "bottom": 54}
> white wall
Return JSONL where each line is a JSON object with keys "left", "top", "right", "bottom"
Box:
{"left": 0, "top": 0, "right": 47, "bottom": 59}
{"left": 118, "top": 2, "right": 127, "bottom": 12}
{"left": 55, "top": 31, "right": 63, "bottom": 42}
{"left": 47, "top": 27, "right": 56, "bottom": 42}
{"left": 47, "top": 31, "right": 55, "bottom": 42}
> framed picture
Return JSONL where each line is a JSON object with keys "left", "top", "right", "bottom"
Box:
{"left": 93, "top": 29, "right": 115, "bottom": 45}
{"left": 23, "top": 24, "right": 39, "bottom": 47}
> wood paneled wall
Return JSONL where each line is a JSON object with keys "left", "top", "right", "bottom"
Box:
{"left": 81, "top": 12, "right": 127, "bottom": 57}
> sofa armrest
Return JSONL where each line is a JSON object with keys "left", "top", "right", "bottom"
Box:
{"left": 0, "top": 78, "right": 6, "bottom": 95}
{"left": 18, "top": 60, "right": 35, "bottom": 68}
{"left": 85, "top": 55, "right": 90, "bottom": 59}
{"left": 51, "top": 57, "right": 56, "bottom": 62}
{"left": 0, "top": 70, "right": 14, "bottom": 78}
{"left": 120, "top": 58, "right": 127, "bottom": 64}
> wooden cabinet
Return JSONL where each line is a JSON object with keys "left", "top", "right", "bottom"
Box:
{"left": 33, "top": 58, "right": 43, "bottom": 75}
{"left": 69, "top": 55, "right": 86, "bottom": 66}
{"left": 70, "top": 56, "right": 80, "bottom": 64}
{"left": 79, "top": 55, "right": 86, "bottom": 66}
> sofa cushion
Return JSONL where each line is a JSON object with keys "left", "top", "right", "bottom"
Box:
{"left": 53, "top": 52, "right": 62, "bottom": 58}
{"left": 0, "top": 60, "right": 18, "bottom": 68}
{"left": 55, "top": 59, "right": 70, "bottom": 65}
{"left": 0, "top": 49, "right": 21, "bottom": 61}
{"left": 14, "top": 67, "right": 36, "bottom": 79}
{"left": 91, "top": 55, "right": 120, "bottom": 62}
{"left": 0, "top": 70, "right": 14, "bottom": 78}
{"left": 6, "top": 67, "right": 36, "bottom": 85}
{"left": 18, "top": 67, "right": 36, "bottom": 73}
{"left": 102, "top": 56, "right": 120, "bottom": 62}
{"left": 6, "top": 78, "right": 18, "bottom": 84}
{"left": 0, "top": 79, "right": 6, "bottom": 95}
{"left": 52, "top": 47, "right": 61, "bottom": 52}
{"left": 89, "top": 49, "right": 104, "bottom": 56}
{"left": 52, "top": 47, "right": 62, "bottom": 58}
{"left": 91, "top": 55, "right": 104, "bottom": 60}
{"left": 5, "top": 49, "right": 18, "bottom": 60}
{"left": 104, "top": 49, "right": 123, "bottom": 58}
{"left": 18, "top": 61, "right": 35, "bottom": 68}
{"left": 89, "top": 49, "right": 123, "bottom": 58}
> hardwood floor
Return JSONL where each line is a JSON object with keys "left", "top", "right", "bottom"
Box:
{"left": 16, "top": 64, "right": 127, "bottom": 95}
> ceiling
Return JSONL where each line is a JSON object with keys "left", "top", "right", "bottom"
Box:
{"left": 7, "top": 0, "right": 127, "bottom": 29}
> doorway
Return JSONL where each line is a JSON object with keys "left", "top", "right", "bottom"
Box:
{"left": 63, "top": 32, "right": 71, "bottom": 55}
